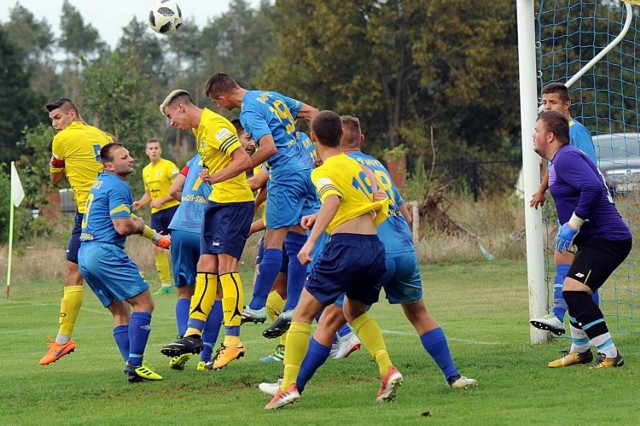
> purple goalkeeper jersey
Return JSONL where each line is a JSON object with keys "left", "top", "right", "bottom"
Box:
{"left": 549, "top": 144, "right": 631, "bottom": 242}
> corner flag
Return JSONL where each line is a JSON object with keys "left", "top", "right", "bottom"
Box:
{"left": 11, "top": 162, "right": 24, "bottom": 207}
{"left": 7, "top": 161, "right": 24, "bottom": 299}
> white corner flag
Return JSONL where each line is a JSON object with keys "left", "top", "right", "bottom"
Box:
{"left": 10, "top": 162, "right": 25, "bottom": 207}
{"left": 7, "top": 161, "right": 24, "bottom": 299}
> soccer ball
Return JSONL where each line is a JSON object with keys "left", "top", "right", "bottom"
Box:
{"left": 148, "top": 1, "right": 182, "bottom": 35}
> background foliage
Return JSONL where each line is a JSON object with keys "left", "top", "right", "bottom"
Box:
{"left": 0, "top": 0, "right": 524, "bottom": 242}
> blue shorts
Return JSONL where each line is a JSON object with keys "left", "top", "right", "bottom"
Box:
{"left": 170, "top": 230, "right": 200, "bottom": 287}
{"left": 266, "top": 169, "right": 319, "bottom": 229}
{"left": 66, "top": 212, "right": 82, "bottom": 263}
{"left": 200, "top": 201, "right": 253, "bottom": 259}
{"left": 306, "top": 234, "right": 386, "bottom": 306}
{"left": 78, "top": 243, "right": 149, "bottom": 308}
{"left": 380, "top": 251, "right": 423, "bottom": 304}
{"left": 255, "top": 236, "right": 289, "bottom": 273}
{"left": 151, "top": 205, "right": 179, "bottom": 235}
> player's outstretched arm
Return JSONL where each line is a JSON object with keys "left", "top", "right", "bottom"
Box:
{"left": 297, "top": 195, "right": 339, "bottom": 265}
{"left": 130, "top": 213, "right": 171, "bottom": 248}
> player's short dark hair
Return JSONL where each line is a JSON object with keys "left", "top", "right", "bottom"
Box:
{"left": 231, "top": 118, "right": 245, "bottom": 135}
{"left": 340, "top": 115, "right": 361, "bottom": 148}
{"left": 311, "top": 111, "right": 343, "bottom": 148}
{"left": 100, "top": 142, "right": 124, "bottom": 165}
{"left": 542, "top": 83, "right": 571, "bottom": 103}
{"left": 45, "top": 98, "right": 80, "bottom": 115}
{"left": 204, "top": 73, "right": 240, "bottom": 99}
{"left": 538, "top": 110, "right": 570, "bottom": 145}
{"left": 146, "top": 138, "right": 161, "bottom": 146}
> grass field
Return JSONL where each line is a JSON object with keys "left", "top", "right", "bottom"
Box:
{"left": 2, "top": 259, "right": 639, "bottom": 425}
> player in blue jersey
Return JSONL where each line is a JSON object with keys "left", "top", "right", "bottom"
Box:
{"left": 205, "top": 74, "right": 319, "bottom": 338}
{"left": 258, "top": 116, "right": 476, "bottom": 397}
{"left": 533, "top": 111, "right": 631, "bottom": 368}
{"left": 530, "top": 83, "right": 600, "bottom": 336}
{"left": 78, "top": 142, "right": 163, "bottom": 382}
{"left": 164, "top": 154, "right": 223, "bottom": 372}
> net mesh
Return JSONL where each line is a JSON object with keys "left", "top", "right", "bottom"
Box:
{"left": 537, "top": 0, "right": 639, "bottom": 334}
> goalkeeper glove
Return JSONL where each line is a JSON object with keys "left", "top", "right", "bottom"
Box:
{"left": 555, "top": 213, "right": 585, "bottom": 253}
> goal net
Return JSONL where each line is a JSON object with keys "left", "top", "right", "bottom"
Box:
{"left": 537, "top": 0, "right": 639, "bottom": 334}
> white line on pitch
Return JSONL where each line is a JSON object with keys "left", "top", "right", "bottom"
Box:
{"left": 381, "top": 329, "right": 500, "bottom": 345}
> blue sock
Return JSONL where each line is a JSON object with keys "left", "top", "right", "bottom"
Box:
{"left": 297, "top": 337, "right": 331, "bottom": 394}
{"left": 552, "top": 264, "right": 571, "bottom": 321}
{"left": 128, "top": 312, "right": 152, "bottom": 367}
{"left": 175, "top": 297, "right": 190, "bottom": 337}
{"left": 337, "top": 323, "right": 352, "bottom": 338}
{"left": 249, "top": 249, "right": 283, "bottom": 310}
{"left": 201, "top": 301, "right": 223, "bottom": 362}
{"left": 421, "top": 327, "right": 459, "bottom": 380}
{"left": 113, "top": 325, "right": 129, "bottom": 362}
{"left": 591, "top": 290, "right": 600, "bottom": 307}
{"left": 283, "top": 232, "right": 307, "bottom": 311}
{"left": 225, "top": 325, "right": 240, "bottom": 337}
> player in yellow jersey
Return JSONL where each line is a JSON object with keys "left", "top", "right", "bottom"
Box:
{"left": 265, "top": 110, "right": 402, "bottom": 410}
{"left": 133, "top": 139, "right": 180, "bottom": 295}
{"left": 159, "top": 89, "right": 254, "bottom": 370}
{"left": 39, "top": 98, "right": 112, "bottom": 366}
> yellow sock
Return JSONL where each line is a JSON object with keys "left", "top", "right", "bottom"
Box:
{"left": 185, "top": 273, "right": 217, "bottom": 337}
{"left": 220, "top": 272, "right": 244, "bottom": 327}
{"left": 223, "top": 335, "right": 241, "bottom": 347}
{"left": 154, "top": 251, "right": 172, "bottom": 285}
{"left": 266, "top": 290, "right": 284, "bottom": 321}
{"left": 350, "top": 313, "right": 392, "bottom": 376}
{"left": 59, "top": 285, "right": 83, "bottom": 336}
{"left": 282, "top": 321, "right": 311, "bottom": 390}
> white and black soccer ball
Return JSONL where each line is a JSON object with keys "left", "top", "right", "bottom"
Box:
{"left": 148, "top": 0, "right": 182, "bottom": 35}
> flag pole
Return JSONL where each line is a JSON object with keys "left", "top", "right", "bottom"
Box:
{"left": 6, "top": 196, "right": 14, "bottom": 299}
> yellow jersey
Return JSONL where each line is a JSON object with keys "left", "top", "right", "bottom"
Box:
{"left": 194, "top": 108, "right": 253, "bottom": 203}
{"left": 50, "top": 121, "right": 112, "bottom": 213}
{"left": 142, "top": 158, "right": 181, "bottom": 214}
{"left": 311, "top": 153, "right": 388, "bottom": 234}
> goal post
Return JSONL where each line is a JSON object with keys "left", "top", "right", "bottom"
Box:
{"left": 516, "top": 0, "right": 547, "bottom": 344}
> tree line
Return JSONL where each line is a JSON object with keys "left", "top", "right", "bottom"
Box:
{"left": 1, "top": 0, "right": 528, "bottom": 239}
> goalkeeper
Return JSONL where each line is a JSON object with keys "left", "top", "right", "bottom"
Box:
{"left": 533, "top": 111, "right": 631, "bottom": 369}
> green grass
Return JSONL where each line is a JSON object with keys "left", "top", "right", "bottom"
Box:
{"left": 2, "top": 259, "right": 639, "bottom": 425}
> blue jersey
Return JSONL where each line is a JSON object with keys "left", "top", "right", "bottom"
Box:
{"left": 549, "top": 145, "right": 631, "bottom": 242}
{"left": 347, "top": 151, "right": 413, "bottom": 254}
{"left": 240, "top": 90, "right": 312, "bottom": 176}
{"left": 569, "top": 119, "right": 596, "bottom": 164}
{"left": 168, "top": 154, "right": 211, "bottom": 234}
{"left": 80, "top": 172, "right": 133, "bottom": 249}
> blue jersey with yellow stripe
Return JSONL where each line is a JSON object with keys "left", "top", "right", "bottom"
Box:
{"left": 169, "top": 154, "right": 211, "bottom": 234}
{"left": 80, "top": 172, "right": 134, "bottom": 249}
{"left": 347, "top": 151, "right": 413, "bottom": 254}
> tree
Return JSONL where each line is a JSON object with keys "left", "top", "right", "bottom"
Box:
{"left": 80, "top": 50, "right": 164, "bottom": 195}
{"left": 0, "top": 27, "right": 47, "bottom": 165}
{"left": 58, "top": 0, "right": 107, "bottom": 100}
{"left": 1, "top": 4, "right": 59, "bottom": 99}
{"left": 258, "top": 0, "right": 519, "bottom": 162}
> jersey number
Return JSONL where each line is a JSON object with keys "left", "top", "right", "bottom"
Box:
{"left": 81, "top": 194, "right": 94, "bottom": 229}
{"left": 93, "top": 145, "right": 102, "bottom": 162}
{"left": 268, "top": 100, "right": 296, "bottom": 134}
